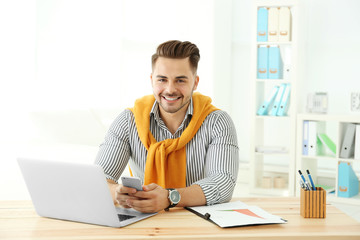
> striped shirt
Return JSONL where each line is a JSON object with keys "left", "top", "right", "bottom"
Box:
{"left": 95, "top": 97, "right": 239, "bottom": 205}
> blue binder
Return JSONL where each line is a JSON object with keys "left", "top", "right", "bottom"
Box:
{"left": 338, "top": 162, "right": 359, "bottom": 198}
{"left": 270, "top": 83, "right": 286, "bottom": 116}
{"left": 268, "top": 46, "right": 283, "bottom": 79}
{"left": 257, "top": 46, "right": 268, "bottom": 79}
{"left": 276, "top": 83, "right": 291, "bottom": 116}
{"left": 257, "top": 8, "right": 268, "bottom": 42}
{"left": 257, "top": 86, "right": 279, "bottom": 115}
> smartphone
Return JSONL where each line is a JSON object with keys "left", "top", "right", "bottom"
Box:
{"left": 121, "top": 176, "right": 143, "bottom": 191}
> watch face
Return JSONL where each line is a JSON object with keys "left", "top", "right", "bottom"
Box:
{"left": 170, "top": 190, "right": 181, "bottom": 204}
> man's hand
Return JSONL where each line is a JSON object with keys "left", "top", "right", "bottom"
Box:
{"left": 125, "top": 183, "right": 169, "bottom": 213}
{"left": 114, "top": 184, "right": 143, "bottom": 208}
{"left": 107, "top": 179, "right": 206, "bottom": 213}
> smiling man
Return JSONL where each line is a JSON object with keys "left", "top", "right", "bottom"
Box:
{"left": 95, "top": 40, "right": 239, "bottom": 213}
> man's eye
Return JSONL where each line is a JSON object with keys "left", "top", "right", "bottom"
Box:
{"left": 158, "top": 79, "right": 166, "bottom": 82}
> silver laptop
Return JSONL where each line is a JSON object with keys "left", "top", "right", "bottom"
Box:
{"left": 17, "top": 158, "right": 157, "bottom": 227}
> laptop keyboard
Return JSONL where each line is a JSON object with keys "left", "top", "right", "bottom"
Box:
{"left": 117, "top": 214, "right": 136, "bottom": 222}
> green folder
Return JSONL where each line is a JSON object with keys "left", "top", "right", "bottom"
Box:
{"left": 317, "top": 133, "right": 336, "bottom": 155}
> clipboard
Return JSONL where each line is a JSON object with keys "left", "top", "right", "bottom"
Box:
{"left": 185, "top": 201, "right": 287, "bottom": 228}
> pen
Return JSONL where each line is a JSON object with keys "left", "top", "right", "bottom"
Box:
{"left": 298, "top": 170, "right": 311, "bottom": 191}
{"left": 299, "top": 180, "right": 305, "bottom": 190}
{"left": 298, "top": 170, "right": 307, "bottom": 184}
{"left": 306, "top": 169, "right": 316, "bottom": 190}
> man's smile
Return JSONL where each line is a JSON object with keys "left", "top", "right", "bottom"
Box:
{"left": 162, "top": 95, "right": 181, "bottom": 102}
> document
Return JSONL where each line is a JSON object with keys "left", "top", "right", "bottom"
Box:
{"left": 186, "top": 201, "right": 287, "bottom": 228}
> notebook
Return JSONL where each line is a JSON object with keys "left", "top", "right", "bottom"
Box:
{"left": 17, "top": 158, "right": 156, "bottom": 227}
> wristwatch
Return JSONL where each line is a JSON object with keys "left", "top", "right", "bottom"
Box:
{"left": 165, "top": 188, "right": 181, "bottom": 211}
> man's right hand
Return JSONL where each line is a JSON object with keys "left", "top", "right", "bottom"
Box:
{"left": 115, "top": 184, "right": 143, "bottom": 208}
{"left": 106, "top": 179, "right": 142, "bottom": 208}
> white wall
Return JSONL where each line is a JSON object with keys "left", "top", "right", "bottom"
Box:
{"left": 301, "top": 0, "right": 360, "bottom": 113}
{"left": 0, "top": 0, "right": 217, "bottom": 200}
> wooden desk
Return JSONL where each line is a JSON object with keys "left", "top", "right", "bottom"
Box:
{"left": 1, "top": 198, "right": 360, "bottom": 239}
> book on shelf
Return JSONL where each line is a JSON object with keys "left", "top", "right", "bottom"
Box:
{"left": 257, "top": 45, "right": 284, "bottom": 80}
{"left": 268, "top": 7, "right": 279, "bottom": 42}
{"left": 338, "top": 161, "right": 359, "bottom": 198}
{"left": 268, "top": 46, "right": 283, "bottom": 79}
{"left": 317, "top": 133, "right": 336, "bottom": 156}
{"left": 257, "top": 86, "right": 279, "bottom": 115}
{"left": 257, "top": 45, "right": 269, "bottom": 79}
{"left": 257, "top": 84, "right": 290, "bottom": 116}
{"left": 306, "top": 121, "right": 326, "bottom": 156}
{"left": 270, "top": 83, "right": 286, "bottom": 116}
{"left": 257, "top": 7, "right": 268, "bottom": 42}
{"left": 276, "top": 83, "right": 290, "bottom": 116}
{"left": 278, "top": 7, "right": 291, "bottom": 42}
{"left": 340, "top": 123, "right": 356, "bottom": 159}
{"left": 355, "top": 124, "right": 360, "bottom": 160}
{"left": 256, "top": 7, "right": 292, "bottom": 43}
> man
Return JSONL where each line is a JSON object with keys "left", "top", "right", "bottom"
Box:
{"left": 95, "top": 40, "right": 239, "bottom": 213}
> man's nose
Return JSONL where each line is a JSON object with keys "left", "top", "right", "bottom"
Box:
{"left": 165, "top": 81, "right": 176, "bottom": 94}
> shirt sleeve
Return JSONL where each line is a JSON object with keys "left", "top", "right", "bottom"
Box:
{"left": 94, "top": 109, "right": 132, "bottom": 183}
{"left": 193, "top": 111, "right": 240, "bottom": 205}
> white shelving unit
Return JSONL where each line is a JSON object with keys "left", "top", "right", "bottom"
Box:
{"left": 296, "top": 114, "right": 360, "bottom": 205}
{"left": 249, "top": 0, "right": 300, "bottom": 196}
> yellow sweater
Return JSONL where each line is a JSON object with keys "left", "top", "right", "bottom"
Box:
{"left": 130, "top": 92, "right": 218, "bottom": 188}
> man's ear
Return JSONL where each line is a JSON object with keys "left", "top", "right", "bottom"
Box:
{"left": 193, "top": 75, "right": 199, "bottom": 91}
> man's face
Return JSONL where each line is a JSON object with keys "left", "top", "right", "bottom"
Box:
{"left": 151, "top": 57, "right": 199, "bottom": 115}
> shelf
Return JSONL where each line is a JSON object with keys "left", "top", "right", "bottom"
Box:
{"left": 338, "top": 158, "right": 360, "bottom": 163}
{"left": 297, "top": 113, "right": 360, "bottom": 123}
{"left": 255, "top": 115, "right": 291, "bottom": 120}
{"left": 255, "top": 152, "right": 289, "bottom": 156}
{"left": 263, "top": 163, "right": 289, "bottom": 173}
{"left": 255, "top": 0, "right": 298, "bottom": 8}
{"left": 250, "top": 0, "right": 298, "bottom": 197}
{"left": 251, "top": 187, "right": 289, "bottom": 197}
{"left": 301, "top": 155, "right": 337, "bottom": 161}
{"left": 256, "top": 79, "right": 291, "bottom": 84}
{"left": 297, "top": 114, "right": 360, "bottom": 205}
{"left": 257, "top": 41, "right": 292, "bottom": 46}
{"left": 328, "top": 193, "right": 360, "bottom": 205}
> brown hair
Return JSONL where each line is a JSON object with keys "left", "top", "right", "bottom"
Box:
{"left": 151, "top": 40, "right": 200, "bottom": 73}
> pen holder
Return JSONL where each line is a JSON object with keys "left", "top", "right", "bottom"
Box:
{"left": 300, "top": 187, "right": 326, "bottom": 218}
